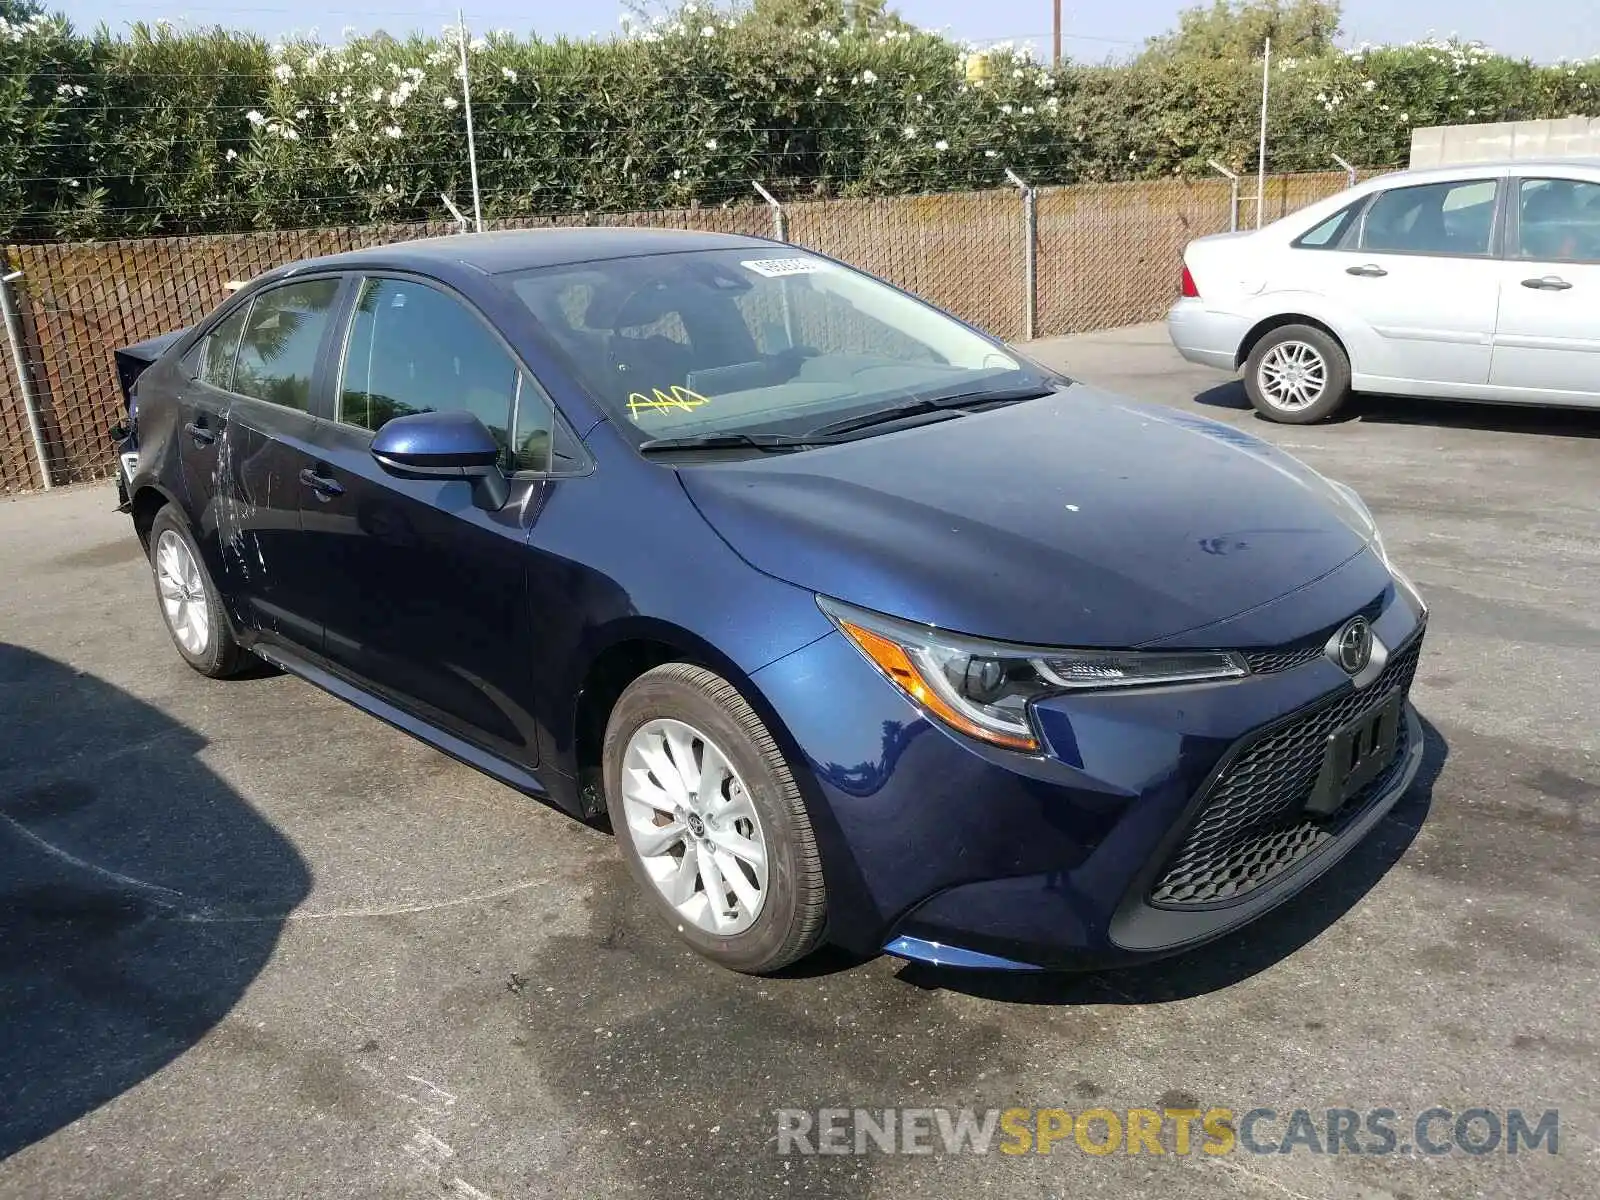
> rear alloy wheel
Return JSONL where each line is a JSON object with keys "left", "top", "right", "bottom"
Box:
{"left": 603, "top": 663, "right": 826, "bottom": 973}
{"left": 1244, "top": 324, "right": 1352, "bottom": 424}
{"left": 148, "top": 506, "right": 249, "bottom": 678}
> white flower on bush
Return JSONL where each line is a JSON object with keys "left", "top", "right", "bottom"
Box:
{"left": 903, "top": 124, "right": 917, "bottom": 139}
{"left": 67, "top": 178, "right": 80, "bottom": 188}
{"left": 1400, "top": 112, "right": 1410, "bottom": 122}
{"left": 369, "top": 87, "right": 384, "bottom": 102}
{"left": 442, "top": 95, "right": 459, "bottom": 109}
{"left": 672, "top": 169, "right": 682, "bottom": 179}
{"left": 225, "top": 148, "right": 238, "bottom": 160}
{"left": 860, "top": 69, "right": 877, "bottom": 84}
{"left": 246, "top": 109, "right": 266, "bottom": 126}
{"left": 1021, "top": 105, "right": 1034, "bottom": 115}
{"left": 384, "top": 183, "right": 396, "bottom": 194}
{"left": 814, "top": 86, "right": 823, "bottom": 96}
{"left": 272, "top": 63, "right": 295, "bottom": 82}
{"left": 984, "top": 149, "right": 998, "bottom": 158}
{"left": 701, "top": 25, "right": 715, "bottom": 37}
{"left": 1000, "top": 103, "right": 1012, "bottom": 114}
{"left": 1361, "top": 79, "right": 1376, "bottom": 91}
{"left": 501, "top": 67, "right": 517, "bottom": 81}
{"left": 384, "top": 124, "right": 402, "bottom": 138}
{"left": 56, "top": 83, "right": 89, "bottom": 98}
{"left": 1468, "top": 108, "right": 1477, "bottom": 116}
{"left": 705, "top": 138, "right": 718, "bottom": 149}
{"left": 295, "top": 108, "right": 308, "bottom": 119}
{"left": 934, "top": 139, "right": 948, "bottom": 151}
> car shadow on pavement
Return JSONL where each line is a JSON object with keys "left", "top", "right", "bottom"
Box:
{"left": 894, "top": 714, "right": 1448, "bottom": 1005}
{"left": 0, "top": 643, "right": 310, "bottom": 1161}
{"left": 1194, "top": 379, "right": 1600, "bottom": 439}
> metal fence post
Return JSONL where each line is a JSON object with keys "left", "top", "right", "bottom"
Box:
{"left": 0, "top": 269, "right": 51, "bottom": 491}
{"left": 752, "top": 182, "right": 794, "bottom": 345}
{"left": 1005, "top": 168, "right": 1036, "bottom": 341}
{"left": 752, "top": 180, "right": 787, "bottom": 242}
{"left": 1332, "top": 153, "right": 1357, "bottom": 190}
{"left": 1207, "top": 159, "right": 1239, "bottom": 232}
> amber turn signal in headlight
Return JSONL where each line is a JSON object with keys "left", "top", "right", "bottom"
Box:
{"left": 819, "top": 597, "right": 1248, "bottom": 752}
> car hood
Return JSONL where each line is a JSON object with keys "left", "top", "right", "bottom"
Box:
{"left": 677, "top": 387, "right": 1378, "bottom": 648}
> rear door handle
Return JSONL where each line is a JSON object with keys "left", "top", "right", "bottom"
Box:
{"left": 184, "top": 421, "right": 215, "bottom": 446}
{"left": 1521, "top": 275, "right": 1572, "bottom": 291}
{"left": 298, "top": 467, "right": 344, "bottom": 499}
{"left": 1345, "top": 263, "right": 1388, "bottom": 277}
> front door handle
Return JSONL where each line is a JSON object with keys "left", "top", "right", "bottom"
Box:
{"left": 1521, "top": 275, "right": 1573, "bottom": 291}
{"left": 184, "top": 421, "right": 215, "bottom": 446}
{"left": 298, "top": 467, "right": 344, "bottom": 499}
{"left": 1345, "top": 263, "right": 1388, "bottom": 277}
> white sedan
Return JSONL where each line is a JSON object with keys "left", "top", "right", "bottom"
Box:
{"left": 1167, "top": 159, "right": 1600, "bottom": 423}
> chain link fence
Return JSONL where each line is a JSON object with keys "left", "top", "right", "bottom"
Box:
{"left": 0, "top": 170, "right": 1362, "bottom": 495}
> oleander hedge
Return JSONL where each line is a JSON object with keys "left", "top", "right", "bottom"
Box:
{"left": 3, "top": 0, "right": 1597, "bottom": 241}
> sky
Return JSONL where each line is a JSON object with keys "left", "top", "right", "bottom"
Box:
{"left": 63, "top": 0, "right": 1600, "bottom": 64}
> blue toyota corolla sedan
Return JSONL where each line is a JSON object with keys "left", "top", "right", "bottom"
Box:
{"left": 113, "top": 228, "right": 1427, "bottom": 974}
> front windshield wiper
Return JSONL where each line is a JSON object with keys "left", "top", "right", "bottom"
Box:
{"left": 637, "top": 432, "right": 839, "bottom": 455}
{"left": 806, "top": 383, "right": 1057, "bottom": 439}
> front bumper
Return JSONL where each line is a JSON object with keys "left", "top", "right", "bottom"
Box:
{"left": 1166, "top": 299, "right": 1249, "bottom": 372}
{"left": 752, "top": 565, "right": 1426, "bottom": 970}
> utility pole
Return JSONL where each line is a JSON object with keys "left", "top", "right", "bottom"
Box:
{"left": 1052, "top": 0, "right": 1061, "bottom": 66}
{"left": 458, "top": 9, "right": 484, "bottom": 233}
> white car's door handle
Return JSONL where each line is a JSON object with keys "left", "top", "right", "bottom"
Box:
{"left": 1345, "top": 263, "right": 1388, "bottom": 278}
{"left": 1520, "top": 275, "right": 1573, "bottom": 291}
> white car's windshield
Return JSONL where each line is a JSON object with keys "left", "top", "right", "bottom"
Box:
{"left": 506, "top": 248, "right": 1044, "bottom": 444}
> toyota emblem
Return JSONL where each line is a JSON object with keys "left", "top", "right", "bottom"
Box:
{"left": 1332, "top": 616, "right": 1373, "bottom": 675}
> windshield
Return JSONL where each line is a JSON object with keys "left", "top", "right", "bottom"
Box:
{"left": 505, "top": 248, "right": 1042, "bottom": 444}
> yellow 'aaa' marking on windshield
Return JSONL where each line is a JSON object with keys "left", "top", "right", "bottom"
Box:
{"left": 627, "top": 385, "right": 710, "bottom": 419}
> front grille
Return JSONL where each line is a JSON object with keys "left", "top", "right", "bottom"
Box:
{"left": 1243, "top": 645, "right": 1325, "bottom": 675}
{"left": 1241, "top": 591, "right": 1389, "bottom": 676}
{"left": 1150, "top": 630, "right": 1424, "bottom": 907}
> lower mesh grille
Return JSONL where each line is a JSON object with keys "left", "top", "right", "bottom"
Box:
{"left": 1150, "top": 631, "right": 1424, "bottom": 908}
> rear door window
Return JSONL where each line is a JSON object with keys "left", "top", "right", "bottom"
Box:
{"left": 1358, "top": 180, "right": 1497, "bottom": 257}
{"left": 232, "top": 278, "right": 342, "bottom": 411}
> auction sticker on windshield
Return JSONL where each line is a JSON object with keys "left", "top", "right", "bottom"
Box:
{"left": 741, "top": 258, "right": 828, "bottom": 277}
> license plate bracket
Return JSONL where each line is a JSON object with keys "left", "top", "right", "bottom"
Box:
{"left": 1306, "top": 692, "right": 1403, "bottom": 817}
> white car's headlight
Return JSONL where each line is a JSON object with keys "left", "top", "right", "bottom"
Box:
{"left": 817, "top": 597, "right": 1247, "bottom": 752}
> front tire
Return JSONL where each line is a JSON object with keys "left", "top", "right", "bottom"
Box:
{"left": 1244, "top": 324, "right": 1352, "bottom": 424}
{"left": 602, "top": 663, "right": 826, "bottom": 974}
{"left": 148, "top": 506, "right": 249, "bottom": 678}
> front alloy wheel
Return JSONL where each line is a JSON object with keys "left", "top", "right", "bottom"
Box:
{"left": 603, "top": 663, "right": 826, "bottom": 973}
{"left": 620, "top": 718, "right": 769, "bottom": 935}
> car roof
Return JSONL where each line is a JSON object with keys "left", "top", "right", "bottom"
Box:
{"left": 1368, "top": 158, "right": 1600, "bottom": 185}
{"left": 275, "top": 226, "right": 778, "bottom": 280}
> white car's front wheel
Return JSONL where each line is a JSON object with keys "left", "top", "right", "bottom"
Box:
{"left": 1244, "top": 325, "right": 1352, "bottom": 424}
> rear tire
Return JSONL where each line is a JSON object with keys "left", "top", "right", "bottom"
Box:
{"left": 603, "top": 663, "right": 826, "bottom": 974}
{"left": 1244, "top": 324, "right": 1352, "bottom": 424}
{"left": 148, "top": 506, "right": 250, "bottom": 678}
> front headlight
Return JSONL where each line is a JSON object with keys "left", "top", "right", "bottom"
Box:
{"left": 817, "top": 597, "right": 1248, "bottom": 752}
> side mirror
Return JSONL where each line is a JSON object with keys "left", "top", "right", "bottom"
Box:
{"left": 370, "top": 410, "right": 509, "bottom": 510}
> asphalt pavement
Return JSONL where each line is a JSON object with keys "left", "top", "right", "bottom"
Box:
{"left": 1, "top": 323, "right": 1596, "bottom": 1199}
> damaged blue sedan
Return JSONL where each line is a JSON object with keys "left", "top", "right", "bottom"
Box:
{"left": 114, "top": 229, "right": 1427, "bottom": 974}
